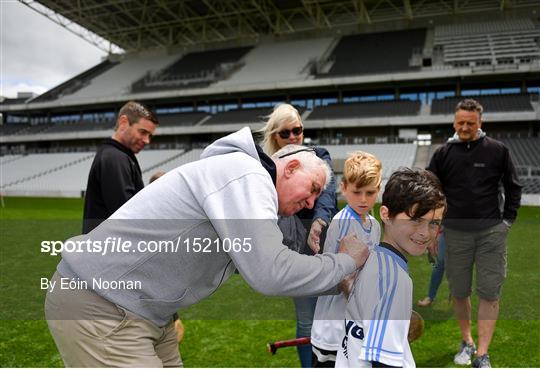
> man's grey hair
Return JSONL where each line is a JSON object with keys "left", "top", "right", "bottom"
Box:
{"left": 272, "top": 144, "right": 332, "bottom": 190}
{"left": 456, "top": 98, "right": 483, "bottom": 117}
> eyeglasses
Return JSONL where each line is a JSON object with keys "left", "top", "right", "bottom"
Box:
{"left": 277, "top": 147, "right": 316, "bottom": 159}
{"left": 277, "top": 126, "right": 303, "bottom": 139}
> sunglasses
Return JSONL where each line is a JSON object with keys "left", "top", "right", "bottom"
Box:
{"left": 277, "top": 126, "right": 303, "bottom": 139}
{"left": 277, "top": 147, "right": 316, "bottom": 159}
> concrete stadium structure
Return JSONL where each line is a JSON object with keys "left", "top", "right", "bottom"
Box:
{"left": 1, "top": 1, "right": 539, "bottom": 204}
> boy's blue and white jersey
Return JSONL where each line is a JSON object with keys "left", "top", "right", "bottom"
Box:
{"left": 335, "top": 244, "right": 414, "bottom": 368}
{"left": 311, "top": 205, "right": 381, "bottom": 352}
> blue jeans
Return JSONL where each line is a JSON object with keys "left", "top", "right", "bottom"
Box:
{"left": 293, "top": 296, "right": 317, "bottom": 368}
{"left": 427, "top": 234, "right": 446, "bottom": 300}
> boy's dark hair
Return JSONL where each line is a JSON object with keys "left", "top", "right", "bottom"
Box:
{"left": 382, "top": 168, "right": 446, "bottom": 219}
{"left": 116, "top": 101, "right": 159, "bottom": 129}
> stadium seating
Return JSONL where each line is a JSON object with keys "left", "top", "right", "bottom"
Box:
{"left": 215, "top": 38, "right": 334, "bottom": 86}
{"left": 141, "top": 149, "right": 204, "bottom": 183}
{"left": 136, "top": 149, "right": 179, "bottom": 169}
{"left": 0, "top": 124, "right": 30, "bottom": 136}
{"left": 202, "top": 107, "right": 272, "bottom": 125}
{"left": 431, "top": 94, "right": 534, "bottom": 114}
{"left": 307, "top": 100, "right": 421, "bottom": 120}
{"left": 318, "top": 29, "right": 426, "bottom": 77}
{"left": 0, "top": 97, "right": 29, "bottom": 105}
{"left": 46, "top": 121, "right": 114, "bottom": 134}
{"left": 3, "top": 143, "right": 538, "bottom": 196}
{"left": 156, "top": 112, "right": 209, "bottom": 127}
{"left": 203, "top": 106, "right": 305, "bottom": 125}
{"left": 0, "top": 152, "right": 95, "bottom": 190}
{"left": 0, "top": 149, "right": 204, "bottom": 197}
{"left": 433, "top": 19, "right": 540, "bottom": 67}
{"left": 520, "top": 177, "right": 540, "bottom": 194}
{"left": 132, "top": 47, "right": 252, "bottom": 92}
{"left": 0, "top": 154, "right": 24, "bottom": 165}
{"left": 56, "top": 51, "right": 180, "bottom": 102}
{"left": 499, "top": 138, "right": 540, "bottom": 167}
{"left": 32, "top": 60, "right": 119, "bottom": 102}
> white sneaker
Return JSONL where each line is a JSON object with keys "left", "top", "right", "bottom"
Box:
{"left": 454, "top": 341, "right": 476, "bottom": 365}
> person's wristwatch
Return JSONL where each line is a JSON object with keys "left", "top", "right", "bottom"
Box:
{"left": 502, "top": 219, "right": 513, "bottom": 228}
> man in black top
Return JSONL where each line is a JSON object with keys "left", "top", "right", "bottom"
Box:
{"left": 427, "top": 99, "right": 521, "bottom": 368}
{"left": 82, "top": 101, "right": 158, "bottom": 233}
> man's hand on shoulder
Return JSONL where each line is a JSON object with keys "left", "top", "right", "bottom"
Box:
{"left": 338, "top": 271, "right": 357, "bottom": 298}
{"left": 338, "top": 233, "right": 369, "bottom": 268}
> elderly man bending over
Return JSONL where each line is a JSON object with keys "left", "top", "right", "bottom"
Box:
{"left": 45, "top": 127, "right": 369, "bottom": 367}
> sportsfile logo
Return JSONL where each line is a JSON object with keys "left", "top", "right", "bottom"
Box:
{"left": 40, "top": 237, "right": 252, "bottom": 256}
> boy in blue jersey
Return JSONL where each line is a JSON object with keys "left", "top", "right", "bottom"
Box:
{"left": 336, "top": 168, "right": 446, "bottom": 368}
{"left": 311, "top": 151, "right": 382, "bottom": 367}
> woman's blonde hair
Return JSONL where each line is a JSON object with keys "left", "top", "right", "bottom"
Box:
{"left": 261, "top": 103, "right": 303, "bottom": 155}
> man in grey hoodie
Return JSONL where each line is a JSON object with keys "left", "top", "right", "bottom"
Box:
{"left": 45, "top": 127, "right": 369, "bottom": 367}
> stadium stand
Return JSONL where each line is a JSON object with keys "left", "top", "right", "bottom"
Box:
{"left": 317, "top": 29, "right": 426, "bottom": 77}
{"left": 132, "top": 47, "right": 252, "bottom": 92}
{"left": 0, "top": 149, "right": 203, "bottom": 197}
{"left": 431, "top": 94, "right": 534, "bottom": 114}
{"left": 202, "top": 107, "right": 271, "bottom": 125}
{"left": 17, "top": 124, "right": 56, "bottom": 135}
{"left": 520, "top": 177, "right": 540, "bottom": 194}
{"left": 0, "top": 152, "right": 95, "bottom": 190}
{"left": 307, "top": 100, "right": 421, "bottom": 120}
{"left": 32, "top": 60, "right": 120, "bottom": 102}
{"left": 1, "top": 10, "right": 539, "bottom": 204}
{"left": 203, "top": 106, "right": 305, "bottom": 125}
{"left": 0, "top": 154, "right": 24, "bottom": 165}
{"left": 57, "top": 51, "right": 180, "bottom": 102}
{"left": 0, "top": 124, "right": 30, "bottom": 136}
{"left": 0, "top": 97, "right": 30, "bottom": 105}
{"left": 500, "top": 138, "right": 540, "bottom": 167}
{"left": 433, "top": 19, "right": 540, "bottom": 67}
{"left": 141, "top": 149, "right": 204, "bottom": 184}
{"left": 137, "top": 150, "right": 181, "bottom": 173}
{"left": 215, "top": 38, "right": 334, "bottom": 86}
{"left": 45, "top": 121, "right": 114, "bottom": 134}
{"left": 156, "top": 112, "right": 209, "bottom": 127}
{"left": 5, "top": 154, "right": 95, "bottom": 196}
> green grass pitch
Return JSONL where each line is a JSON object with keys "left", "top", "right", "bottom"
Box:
{"left": 0, "top": 197, "right": 539, "bottom": 367}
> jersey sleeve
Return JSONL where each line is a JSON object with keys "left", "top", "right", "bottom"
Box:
{"left": 370, "top": 219, "right": 382, "bottom": 249}
{"left": 321, "top": 214, "right": 341, "bottom": 254}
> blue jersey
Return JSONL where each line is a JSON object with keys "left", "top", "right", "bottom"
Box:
{"left": 311, "top": 206, "right": 381, "bottom": 352}
{"left": 336, "top": 243, "right": 415, "bottom": 368}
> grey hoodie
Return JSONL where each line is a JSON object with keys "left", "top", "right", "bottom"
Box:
{"left": 57, "top": 127, "right": 356, "bottom": 326}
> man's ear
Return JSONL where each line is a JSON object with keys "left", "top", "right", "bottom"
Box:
{"left": 379, "top": 205, "right": 391, "bottom": 225}
{"left": 117, "top": 115, "right": 130, "bottom": 132}
{"left": 284, "top": 159, "right": 301, "bottom": 178}
{"left": 340, "top": 181, "right": 346, "bottom": 193}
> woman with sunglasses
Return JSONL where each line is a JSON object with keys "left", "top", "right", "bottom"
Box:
{"left": 261, "top": 103, "right": 338, "bottom": 368}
